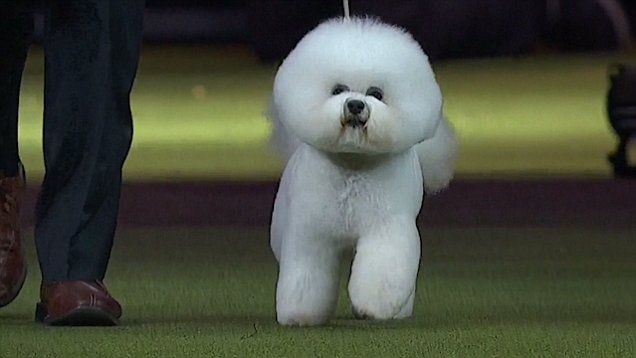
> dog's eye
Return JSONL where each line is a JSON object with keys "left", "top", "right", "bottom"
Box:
{"left": 332, "top": 84, "right": 349, "bottom": 96}
{"left": 366, "top": 87, "right": 384, "bottom": 101}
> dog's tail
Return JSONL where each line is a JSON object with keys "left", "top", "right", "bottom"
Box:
{"left": 415, "top": 116, "right": 458, "bottom": 194}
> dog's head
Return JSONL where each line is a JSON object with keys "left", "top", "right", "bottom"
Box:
{"left": 273, "top": 17, "right": 442, "bottom": 154}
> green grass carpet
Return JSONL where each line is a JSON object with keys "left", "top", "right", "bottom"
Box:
{"left": 16, "top": 45, "right": 636, "bottom": 182}
{"left": 1, "top": 227, "right": 634, "bottom": 356}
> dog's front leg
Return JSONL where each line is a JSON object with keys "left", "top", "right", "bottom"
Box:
{"left": 275, "top": 231, "right": 341, "bottom": 326}
{"left": 348, "top": 218, "right": 421, "bottom": 320}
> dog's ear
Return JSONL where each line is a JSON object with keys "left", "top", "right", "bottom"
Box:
{"left": 267, "top": 96, "right": 302, "bottom": 163}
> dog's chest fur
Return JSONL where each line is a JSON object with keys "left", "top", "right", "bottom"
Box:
{"left": 273, "top": 143, "right": 422, "bottom": 253}
{"left": 333, "top": 171, "right": 385, "bottom": 236}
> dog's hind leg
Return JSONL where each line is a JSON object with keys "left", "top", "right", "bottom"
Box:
{"left": 275, "top": 234, "right": 341, "bottom": 326}
{"left": 348, "top": 219, "right": 420, "bottom": 320}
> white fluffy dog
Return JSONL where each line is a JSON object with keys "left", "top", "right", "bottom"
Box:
{"left": 269, "top": 17, "right": 458, "bottom": 326}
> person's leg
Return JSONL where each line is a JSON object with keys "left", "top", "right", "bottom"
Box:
{"left": 0, "top": 4, "right": 33, "bottom": 177}
{"left": 35, "top": 0, "right": 144, "bottom": 325}
{"left": 0, "top": 4, "right": 33, "bottom": 308}
{"left": 36, "top": 0, "right": 144, "bottom": 283}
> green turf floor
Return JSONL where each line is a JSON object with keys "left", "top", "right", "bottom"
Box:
{"left": 1, "top": 227, "right": 634, "bottom": 357}
{"left": 15, "top": 45, "right": 636, "bottom": 182}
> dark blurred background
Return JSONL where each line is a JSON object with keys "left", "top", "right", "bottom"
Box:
{"left": 149, "top": 0, "right": 636, "bottom": 60}
{"left": 31, "top": 0, "right": 636, "bottom": 61}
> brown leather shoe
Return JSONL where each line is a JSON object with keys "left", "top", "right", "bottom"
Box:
{"left": 36, "top": 280, "right": 122, "bottom": 326}
{"left": 0, "top": 168, "right": 26, "bottom": 308}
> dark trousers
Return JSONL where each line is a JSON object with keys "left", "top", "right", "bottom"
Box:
{"left": 0, "top": 1, "right": 144, "bottom": 282}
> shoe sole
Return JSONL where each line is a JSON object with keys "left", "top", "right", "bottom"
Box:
{"left": 35, "top": 302, "right": 119, "bottom": 326}
{"left": 0, "top": 264, "right": 27, "bottom": 308}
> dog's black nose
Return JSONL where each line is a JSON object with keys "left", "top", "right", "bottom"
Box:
{"left": 347, "top": 99, "right": 365, "bottom": 115}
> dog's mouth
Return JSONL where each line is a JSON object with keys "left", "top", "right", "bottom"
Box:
{"left": 341, "top": 114, "right": 368, "bottom": 129}
{"left": 338, "top": 113, "right": 370, "bottom": 151}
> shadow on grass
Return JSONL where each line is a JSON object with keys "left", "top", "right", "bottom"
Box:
{"left": 115, "top": 302, "right": 636, "bottom": 331}
{"left": 123, "top": 313, "right": 274, "bottom": 327}
{"left": 0, "top": 312, "right": 35, "bottom": 325}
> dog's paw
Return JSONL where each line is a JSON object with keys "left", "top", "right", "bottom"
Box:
{"left": 350, "top": 286, "right": 415, "bottom": 320}
{"left": 351, "top": 302, "right": 410, "bottom": 321}
{"left": 277, "top": 310, "right": 329, "bottom": 326}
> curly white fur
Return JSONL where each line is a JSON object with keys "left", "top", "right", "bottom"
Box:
{"left": 269, "top": 17, "right": 458, "bottom": 326}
